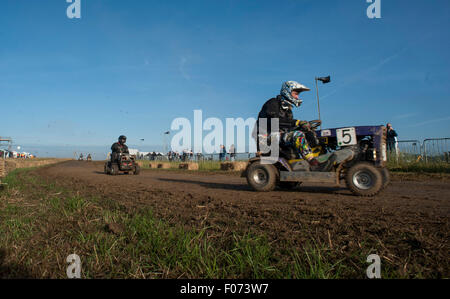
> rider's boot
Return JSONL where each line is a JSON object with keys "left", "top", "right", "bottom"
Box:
{"left": 308, "top": 154, "right": 336, "bottom": 172}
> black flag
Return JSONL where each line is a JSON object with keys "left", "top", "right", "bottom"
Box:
{"left": 317, "top": 76, "right": 331, "bottom": 84}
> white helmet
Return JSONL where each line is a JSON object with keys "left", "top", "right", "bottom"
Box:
{"left": 280, "top": 81, "right": 310, "bottom": 107}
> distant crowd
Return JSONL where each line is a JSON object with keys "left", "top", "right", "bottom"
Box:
{"left": 0, "top": 150, "right": 35, "bottom": 159}
{"left": 141, "top": 145, "right": 238, "bottom": 162}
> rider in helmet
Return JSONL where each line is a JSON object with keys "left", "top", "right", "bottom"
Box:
{"left": 256, "top": 81, "right": 327, "bottom": 169}
{"left": 111, "top": 135, "right": 129, "bottom": 162}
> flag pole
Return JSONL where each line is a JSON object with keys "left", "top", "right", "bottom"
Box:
{"left": 315, "top": 78, "right": 322, "bottom": 130}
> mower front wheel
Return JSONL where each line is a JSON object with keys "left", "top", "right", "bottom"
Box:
{"left": 110, "top": 164, "right": 119, "bottom": 176}
{"left": 246, "top": 162, "right": 278, "bottom": 192}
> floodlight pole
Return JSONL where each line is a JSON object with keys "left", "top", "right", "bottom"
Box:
{"left": 163, "top": 131, "right": 170, "bottom": 153}
{"left": 315, "top": 78, "right": 322, "bottom": 130}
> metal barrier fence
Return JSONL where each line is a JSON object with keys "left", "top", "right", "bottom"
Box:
{"left": 198, "top": 153, "right": 256, "bottom": 161}
{"left": 141, "top": 152, "right": 256, "bottom": 162}
{"left": 392, "top": 138, "right": 450, "bottom": 163}
{"left": 423, "top": 138, "right": 450, "bottom": 163}
{"left": 393, "top": 140, "right": 422, "bottom": 162}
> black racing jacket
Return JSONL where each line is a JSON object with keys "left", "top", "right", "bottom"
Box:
{"left": 257, "top": 95, "right": 299, "bottom": 135}
{"left": 111, "top": 142, "right": 129, "bottom": 154}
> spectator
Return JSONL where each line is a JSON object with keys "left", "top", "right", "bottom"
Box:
{"left": 219, "top": 145, "right": 227, "bottom": 161}
{"left": 229, "top": 144, "right": 236, "bottom": 161}
{"left": 386, "top": 123, "right": 398, "bottom": 152}
{"left": 218, "top": 146, "right": 223, "bottom": 161}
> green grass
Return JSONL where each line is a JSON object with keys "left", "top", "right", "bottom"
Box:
{"left": 0, "top": 168, "right": 353, "bottom": 279}
{"left": 290, "top": 245, "right": 345, "bottom": 279}
{"left": 387, "top": 155, "right": 450, "bottom": 174}
{"left": 2, "top": 165, "right": 444, "bottom": 279}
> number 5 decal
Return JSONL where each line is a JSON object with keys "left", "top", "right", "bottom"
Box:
{"left": 337, "top": 127, "right": 357, "bottom": 146}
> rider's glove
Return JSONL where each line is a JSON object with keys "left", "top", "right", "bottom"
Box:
{"left": 295, "top": 120, "right": 311, "bottom": 131}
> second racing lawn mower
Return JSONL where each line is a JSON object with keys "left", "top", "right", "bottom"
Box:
{"left": 104, "top": 153, "right": 141, "bottom": 176}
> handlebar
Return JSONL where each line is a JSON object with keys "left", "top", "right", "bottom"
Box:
{"left": 308, "top": 120, "right": 322, "bottom": 130}
{"left": 292, "top": 120, "right": 322, "bottom": 132}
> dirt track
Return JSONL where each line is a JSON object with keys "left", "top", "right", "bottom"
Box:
{"left": 35, "top": 161, "right": 450, "bottom": 277}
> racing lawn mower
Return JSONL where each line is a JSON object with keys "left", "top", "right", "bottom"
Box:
{"left": 104, "top": 153, "right": 140, "bottom": 175}
{"left": 243, "top": 121, "right": 390, "bottom": 197}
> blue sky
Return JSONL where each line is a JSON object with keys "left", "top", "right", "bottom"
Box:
{"left": 1, "top": 0, "right": 449, "bottom": 158}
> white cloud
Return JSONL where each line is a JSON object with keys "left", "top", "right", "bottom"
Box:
{"left": 179, "top": 56, "right": 191, "bottom": 80}
{"left": 395, "top": 113, "right": 416, "bottom": 120}
{"left": 407, "top": 116, "right": 450, "bottom": 128}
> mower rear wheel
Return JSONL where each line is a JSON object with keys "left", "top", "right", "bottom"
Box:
{"left": 134, "top": 165, "right": 141, "bottom": 175}
{"left": 345, "top": 162, "right": 383, "bottom": 197}
{"left": 380, "top": 167, "right": 390, "bottom": 190}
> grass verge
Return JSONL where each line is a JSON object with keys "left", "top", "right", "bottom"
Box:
{"left": 138, "top": 157, "right": 450, "bottom": 174}
{"left": 387, "top": 160, "right": 450, "bottom": 174}
{"left": 139, "top": 161, "right": 224, "bottom": 172}
{"left": 0, "top": 168, "right": 358, "bottom": 279}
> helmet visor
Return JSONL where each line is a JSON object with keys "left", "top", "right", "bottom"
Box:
{"left": 292, "top": 87, "right": 310, "bottom": 93}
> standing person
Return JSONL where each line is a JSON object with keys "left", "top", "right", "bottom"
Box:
{"left": 386, "top": 123, "right": 398, "bottom": 153}
{"left": 229, "top": 144, "right": 236, "bottom": 161}
{"left": 219, "top": 145, "right": 227, "bottom": 161}
{"left": 218, "top": 146, "right": 223, "bottom": 161}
